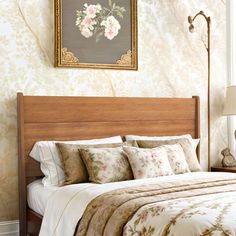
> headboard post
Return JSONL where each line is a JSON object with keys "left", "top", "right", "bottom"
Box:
{"left": 192, "top": 96, "right": 201, "bottom": 162}
{"left": 17, "top": 92, "right": 27, "bottom": 236}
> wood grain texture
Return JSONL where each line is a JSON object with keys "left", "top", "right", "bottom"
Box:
{"left": 17, "top": 93, "right": 27, "bottom": 236}
{"left": 18, "top": 93, "right": 200, "bottom": 235}
{"left": 193, "top": 96, "right": 201, "bottom": 161}
{"left": 23, "top": 96, "right": 196, "bottom": 123}
{"left": 211, "top": 167, "right": 236, "bottom": 173}
{"left": 27, "top": 210, "right": 43, "bottom": 236}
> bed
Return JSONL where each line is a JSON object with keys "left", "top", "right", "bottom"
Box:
{"left": 18, "top": 93, "right": 204, "bottom": 236}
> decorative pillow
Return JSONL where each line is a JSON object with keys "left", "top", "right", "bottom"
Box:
{"left": 136, "top": 139, "right": 202, "bottom": 172}
{"left": 125, "top": 134, "right": 200, "bottom": 151}
{"left": 80, "top": 147, "right": 133, "bottom": 184}
{"left": 56, "top": 141, "right": 137, "bottom": 185}
{"left": 123, "top": 146, "right": 174, "bottom": 179}
{"left": 29, "top": 136, "right": 123, "bottom": 186}
{"left": 162, "top": 144, "right": 190, "bottom": 174}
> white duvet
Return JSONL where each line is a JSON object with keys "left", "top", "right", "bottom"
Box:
{"left": 39, "top": 172, "right": 236, "bottom": 236}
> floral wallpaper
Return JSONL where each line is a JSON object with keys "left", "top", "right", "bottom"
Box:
{"left": 0, "top": 0, "right": 227, "bottom": 221}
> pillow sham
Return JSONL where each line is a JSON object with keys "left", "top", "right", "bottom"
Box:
{"left": 136, "top": 139, "right": 201, "bottom": 172}
{"left": 125, "top": 134, "right": 200, "bottom": 151}
{"left": 162, "top": 144, "right": 190, "bottom": 174}
{"left": 29, "top": 136, "right": 123, "bottom": 186}
{"left": 56, "top": 141, "right": 137, "bottom": 185}
{"left": 80, "top": 146, "right": 133, "bottom": 184}
{"left": 123, "top": 146, "right": 174, "bottom": 179}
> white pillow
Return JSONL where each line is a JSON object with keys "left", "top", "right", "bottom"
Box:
{"left": 29, "top": 136, "right": 123, "bottom": 186}
{"left": 125, "top": 134, "right": 200, "bottom": 151}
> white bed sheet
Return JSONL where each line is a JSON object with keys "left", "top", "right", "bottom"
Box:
{"left": 27, "top": 179, "right": 59, "bottom": 216}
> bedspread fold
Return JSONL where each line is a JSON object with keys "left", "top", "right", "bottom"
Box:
{"left": 76, "top": 177, "right": 236, "bottom": 236}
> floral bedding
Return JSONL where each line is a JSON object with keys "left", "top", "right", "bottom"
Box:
{"left": 76, "top": 178, "right": 236, "bottom": 236}
{"left": 39, "top": 172, "right": 236, "bottom": 236}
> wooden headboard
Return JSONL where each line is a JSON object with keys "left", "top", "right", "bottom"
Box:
{"left": 17, "top": 93, "right": 200, "bottom": 235}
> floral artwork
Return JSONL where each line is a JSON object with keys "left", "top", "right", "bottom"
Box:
{"left": 75, "top": 1, "right": 126, "bottom": 42}
{"left": 55, "top": 0, "right": 137, "bottom": 70}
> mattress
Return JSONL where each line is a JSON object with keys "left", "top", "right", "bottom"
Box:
{"left": 27, "top": 179, "right": 59, "bottom": 216}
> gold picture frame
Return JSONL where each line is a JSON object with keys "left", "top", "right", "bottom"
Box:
{"left": 55, "top": 0, "right": 138, "bottom": 70}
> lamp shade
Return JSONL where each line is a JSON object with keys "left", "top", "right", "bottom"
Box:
{"left": 223, "top": 86, "right": 236, "bottom": 115}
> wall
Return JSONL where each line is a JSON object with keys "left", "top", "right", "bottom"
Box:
{"left": 0, "top": 0, "right": 227, "bottom": 221}
{"left": 227, "top": 0, "right": 236, "bottom": 156}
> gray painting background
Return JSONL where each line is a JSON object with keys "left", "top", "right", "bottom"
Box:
{"left": 61, "top": 0, "right": 132, "bottom": 64}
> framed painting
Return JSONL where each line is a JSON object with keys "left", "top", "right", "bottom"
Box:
{"left": 55, "top": 0, "right": 138, "bottom": 70}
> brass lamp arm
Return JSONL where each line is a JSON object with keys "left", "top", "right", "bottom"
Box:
{"left": 189, "top": 11, "right": 211, "bottom": 24}
{"left": 188, "top": 11, "right": 211, "bottom": 51}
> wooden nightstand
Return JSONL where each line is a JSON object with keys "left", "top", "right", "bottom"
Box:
{"left": 211, "top": 166, "right": 236, "bottom": 173}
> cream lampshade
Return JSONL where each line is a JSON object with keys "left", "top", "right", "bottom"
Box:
{"left": 222, "top": 86, "right": 236, "bottom": 167}
{"left": 223, "top": 86, "right": 236, "bottom": 116}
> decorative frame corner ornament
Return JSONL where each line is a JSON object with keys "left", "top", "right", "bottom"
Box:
{"left": 117, "top": 50, "right": 132, "bottom": 65}
{"left": 61, "top": 48, "right": 79, "bottom": 64}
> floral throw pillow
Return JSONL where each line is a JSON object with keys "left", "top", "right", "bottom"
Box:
{"left": 80, "top": 147, "right": 133, "bottom": 184}
{"left": 136, "top": 139, "right": 202, "bottom": 172}
{"left": 123, "top": 146, "right": 174, "bottom": 179}
{"left": 56, "top": 141, "right": 137, "bottom": 185}
{"left": 163, "top": 144, "right": 190, "bottom": 174}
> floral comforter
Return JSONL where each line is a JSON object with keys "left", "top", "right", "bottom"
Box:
{"left": 39, "top": 173, "right": 236, "bottom": 236}
{"left": 76, "top": 176, "right": 236, "bottom": 236}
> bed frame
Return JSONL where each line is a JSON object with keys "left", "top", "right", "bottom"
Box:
{"left": 17, "top": 93, "right": 200, "bottom": 236}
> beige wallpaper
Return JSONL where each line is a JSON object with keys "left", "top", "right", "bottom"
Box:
{"left": 0, "top": 0, "right": 227, "bottom": 221}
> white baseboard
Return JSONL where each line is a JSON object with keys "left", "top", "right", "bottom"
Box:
{"left": 0, "top": 221, "right": 19, "bottom": 236}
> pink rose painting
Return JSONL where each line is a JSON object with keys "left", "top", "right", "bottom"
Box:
{"left": 75, "top": 0, "right": 125, "bottom": 42}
